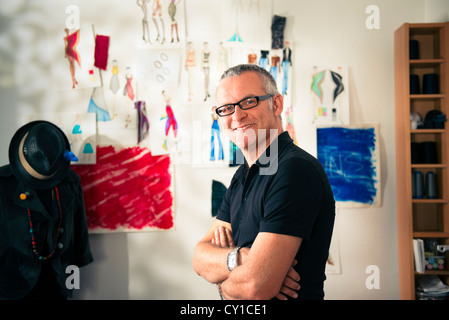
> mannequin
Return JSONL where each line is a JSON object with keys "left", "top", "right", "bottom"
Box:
{"left": 0, "top": 121, "right": 93, "bottom": 300}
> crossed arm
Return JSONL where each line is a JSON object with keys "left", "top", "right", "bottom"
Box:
{"left": 192, "top": 218, "right": 301, "bottom": 300}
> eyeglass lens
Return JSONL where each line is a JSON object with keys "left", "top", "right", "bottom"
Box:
{"left": 217, "top": 97, "right": 260, "bottom": 116}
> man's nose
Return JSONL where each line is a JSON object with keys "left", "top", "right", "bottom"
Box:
{"left": 232, "top": 105, "right": 247, "bottom": 122}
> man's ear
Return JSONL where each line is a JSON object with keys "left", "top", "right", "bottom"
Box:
{"left": 272, "top": 94, "right": 284, "bottom": 117}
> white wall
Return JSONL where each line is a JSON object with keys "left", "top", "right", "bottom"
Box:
{"left": 425, "top": 0, "right": 449, "bottom": 22}
{"left": 0, "top": 0, "right": 447, "bottom": 300}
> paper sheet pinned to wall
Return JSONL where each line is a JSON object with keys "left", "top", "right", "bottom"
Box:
{"left": 21, "top": 113, "right": 97, "bottom": 164}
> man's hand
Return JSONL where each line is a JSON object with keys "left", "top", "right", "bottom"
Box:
{"left": 211, "top": 226, "right": 249, "bottom": 266}
{"left": 211, "top": 226, "right": 300, "bottom": 299}
{"left": 275, "top": 260, "right": 301, "bottom": 300}
{"left": 193, "top": 220, "right": 234, "bottom": 284}
{"left": 211, "top": 226, "right": 234, "bottom": 248}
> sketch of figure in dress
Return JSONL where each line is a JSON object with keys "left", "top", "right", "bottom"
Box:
{"left": 285, "top": 106, "right": 297, "bottom": 145}
{"left": 311, "top": 66, "right": 325, "bottom": 106}
{"left": 123, "top": 67, "right": 135, "bottom": 127}
{"left": 259, "top": 50, "right": 269, "bottom": 69}
{"left": 210, "top": 112, "right": 224, "bottom": 161}
{"left": 228, "top": 0, "right": 243, "bottom": 42}
{"left": 109, "top": 59, "right": 120, "bottom": 119}
{"left": 202, "top": 42, "right": 211, "bottom": 101}
{"left": 330, "top": 68, "right": 344, "bottom": 103}
{"left": 87, "top": 87, "right": 111, "bottom": 122}
{"left": 110, "top": 59, "right": 120, "bottom": 94}
{"left": 64, "top": 28, "right": 81, "bottom": 89}
{"left": 217, "top": 42, "right": 229, "bottom": 74}
{"left": 248, "top": 49, "right": 257, "bottom": 64}
{"left": 248, "top": 0, "right": 260, "bottom": 13}
{"left": 123, "top": 67, "right": 135, "bottom": 102}
{"left": 329, "top": 67, "right": 345, "bottom": 122}
{"left": 161, "top": 90, "right": 178, "bottom": 151}
{"left": 269, "top": 53, "right": 280, "bottom": 82}
{"left": 185, "top": 42, "right": 196, "bottom": 101}
{"left": 153, "top": 0, "right": 166, "bottom": 44}
{"left": 311, "top": 66, "right": 345, "bottom": 123}
{"left": 168, "top": 0, "right": 181, "bottom": 43}
{"left": 137, "top": 0, "right": 151, "bottom": 43}
{"left": 281, "top": 42, "right": 292, "bottom": 96}
{"left": 135, "top": 101, "right": 150, "bottom": 144}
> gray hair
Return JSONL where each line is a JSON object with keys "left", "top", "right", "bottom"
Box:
{"left": 218, "top": 64, "right": 280, "bottom": 96}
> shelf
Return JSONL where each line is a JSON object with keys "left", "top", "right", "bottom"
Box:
{"left": 415, "top": 271, "right": 449, "bottom": 276}
{"left": 411, "top": 129, "right": 446, "bottom": 134}
{"left": 411, "top": 164, "right": 447, "bottom": 169}
{"left": 414, "top": 232, "right": 449, "bottom": 238}
{"left": 409, "top": 23, "right": 445, "bottom": 31}
{"left": 410, "top": 59, "right": 445, "bottom": 66}
{"left": 412, "top": 199, "right": 448, "bottom": 204}
{"left": 395, "top": 22, "right": 449, "bottom": 300}
{"left": 410, "top": 94, "right": 445, "bottom": 99}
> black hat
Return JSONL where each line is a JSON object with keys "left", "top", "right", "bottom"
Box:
{"left": 8, "top": 121, "right": 73, "bottom": 190}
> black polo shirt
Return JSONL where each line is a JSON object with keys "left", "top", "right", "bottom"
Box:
{"left": 217, "top": 131, "right": 335, "bottom": 300}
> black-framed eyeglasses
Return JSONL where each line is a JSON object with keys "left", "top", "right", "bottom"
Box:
{"left": 215, "top": 94, "right": 273, "bottom": 117}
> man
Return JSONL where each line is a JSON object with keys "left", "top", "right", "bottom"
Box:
{"left": 193, "top": 64, "right": 335, "bottom": 300}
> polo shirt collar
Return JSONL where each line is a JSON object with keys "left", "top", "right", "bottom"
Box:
{"left": 255, "top": 131, "right": 292, "bottom": 167}
{"left": 235, "top": 131, "right": 293, "bottom": 184}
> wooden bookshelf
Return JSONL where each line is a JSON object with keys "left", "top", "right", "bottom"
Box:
{"left": 395, "top": 22, "right": 449, "bottom": 300}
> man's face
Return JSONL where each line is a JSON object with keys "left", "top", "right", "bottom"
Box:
{"left": 215, "top": 72, "right": 282, "bottom": 152}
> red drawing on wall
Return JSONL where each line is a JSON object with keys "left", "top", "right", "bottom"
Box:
{"left": 72, "top": 145, "right": 174, "bottom": 232}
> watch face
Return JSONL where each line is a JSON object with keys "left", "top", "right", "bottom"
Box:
{"left": 227, "top": 250, "right": 237, "bottom": 271}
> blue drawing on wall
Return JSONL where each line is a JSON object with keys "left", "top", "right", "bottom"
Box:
{"left": 317, "top": 126, "right": 379, "bottom": 206}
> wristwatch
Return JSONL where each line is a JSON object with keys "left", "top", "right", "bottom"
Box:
{"left": 227, "top": 247, "right": 241, "bottom": 271}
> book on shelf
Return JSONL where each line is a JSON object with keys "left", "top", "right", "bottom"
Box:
{"left": 413, "top": 239, "right": 425, "bottom": 273}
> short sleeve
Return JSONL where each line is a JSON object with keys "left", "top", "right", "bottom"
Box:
{"left": 259, "top": 158, "right": 325, "bottom": 240}
{"left": 216, "top": 177, "right": 236, "bottom": 223}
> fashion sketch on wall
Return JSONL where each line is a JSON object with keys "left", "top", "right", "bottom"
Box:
{"left": 40, "top": 1, "right": 181, "bottom": 233}
{"left": 54, "top": 24, "right": 102, "bottom": 91}
{"left": 20, "top": 113, "right": 97, "bottom": 165}
{"left": 71, "top": 145, "right": 175, "bottom": 233}
{"left": 310, "top": 65, "right": 349, "bottom": 125}
{"left": 316, "top": 124, "right": 381, "bottom": 208}
{"left": 136, "top": 0, "right": 186, "bottom": 47}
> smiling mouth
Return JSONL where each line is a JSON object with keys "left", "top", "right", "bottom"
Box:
{"left": 233, "top": 123, "right": 255, "bottom": 131}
